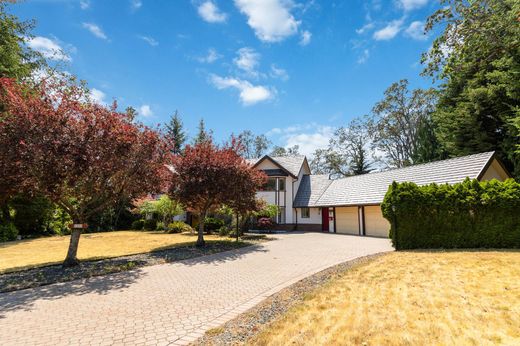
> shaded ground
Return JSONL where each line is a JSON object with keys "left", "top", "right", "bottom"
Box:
{"left": 0, "top": 239, "right": 259, "bottom": 293}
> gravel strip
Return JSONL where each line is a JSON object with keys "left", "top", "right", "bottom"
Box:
{"left": 0, "top": 236, "right": 268, "bottom": 293}
{"left": 194, "top": 252, "right": 389, "bottom": 346}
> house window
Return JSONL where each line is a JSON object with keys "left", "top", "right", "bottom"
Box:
{"left": 277, "top": 207, "right": 286, "bottom": 224}
{"left": 262, "top": 177, "right": 285, "bottom": 192}
{"left": 301, "top": 207, "right": 310, "bottom": 218}
{"left": 263, "top": 177, "right": 277, "bottom": 191}
{"left": 278, "top": 178, "right": 286, "bottom": 191}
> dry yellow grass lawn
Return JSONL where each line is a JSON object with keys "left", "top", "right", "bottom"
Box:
{"left": 253, "top": 251, "right": 520, "bottom": 346}
{"left": 0, "top": 231, "right": 231, "bottom": 273}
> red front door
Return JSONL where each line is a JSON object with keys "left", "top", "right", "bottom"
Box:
{"left": 321, "top": 207, "right": 329, "bottom": 232}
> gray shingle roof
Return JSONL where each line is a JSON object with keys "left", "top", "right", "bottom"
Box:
{"left": 248, "top": 155, "right": 306, "bottom": 178}
{"left": 269, "top": 156, "right": 306, "bottom": 177}
{"left": 294, "top": 174, "right": 333, "bottom": 208}
{"left": 297, "top": 151, "right": 495, "bottom": 207}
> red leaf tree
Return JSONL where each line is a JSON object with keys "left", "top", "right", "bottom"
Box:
{"left": 0, "top": 78, "right": 171, "bottom": 266}
{"left": 168, "top": 139, "right": 266, "bottom": 246}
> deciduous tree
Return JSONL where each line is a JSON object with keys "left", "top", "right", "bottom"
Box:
{"left": 168, "top": 139, "right": 266, "bottom": 246}
{"left": 368, "top": 80, "right": 437, "bottom": 168}
{"left": 0, "top": 78, "right": 170, "bottom": 266}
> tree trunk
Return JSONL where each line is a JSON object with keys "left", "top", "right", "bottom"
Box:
{"left": 236, "top": 214, "right": 239, "bottom": 242}
{"left": 63, "top": 227, "right": 82, "bottom": 267}
{"left": 196, "top": 211, "right": 206, "bottom": 247}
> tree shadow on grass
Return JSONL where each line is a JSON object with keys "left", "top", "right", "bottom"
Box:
{"left": 0, "top": 266, "right": 145, "bottom": 319}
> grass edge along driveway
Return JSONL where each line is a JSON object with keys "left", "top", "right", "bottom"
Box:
{"left": 251, "top": 251, "right": 520, "bottom": 346}
{"left": 0, "top": 231, "right": 238, "bottom": 273}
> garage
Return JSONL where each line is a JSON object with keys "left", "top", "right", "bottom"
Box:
{"left": 364, "top": 205, "right": 390, "bottom": 238}
{"left": 335, "top": 207, "right": 359, "bottom": 235}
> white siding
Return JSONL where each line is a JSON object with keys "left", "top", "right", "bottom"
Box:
{"left": 297, "top": 207, "right": 321, "bottom": 224}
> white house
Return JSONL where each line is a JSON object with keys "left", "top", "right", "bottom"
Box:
{"left": 249, "top": 151, "right": 511, "bottom": 237}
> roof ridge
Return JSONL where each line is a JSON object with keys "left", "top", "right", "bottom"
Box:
{"left": 331, "top": 151, "right": 495, "bottom": 182}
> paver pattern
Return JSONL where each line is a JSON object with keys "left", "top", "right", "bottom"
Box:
{"left": 0, "top": 232, "right": 392, "bottom": 345}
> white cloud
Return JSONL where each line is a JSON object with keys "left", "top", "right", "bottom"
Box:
{"left": 82, "top": 22, "right": 108, "bottom": 40}
{"left": 299, "top": 30, "right": 311, "bottom": 46}
{"left": 80, "top": 0, "right": 90, "bottom": 10}
{"left": 234, "top": 0, "right": 300, "bottom": 42}
{"left": 357, "top": 49, "right": 370, "bottom": 64}
{"left": 138, "top": 35, "right": 158, "bottom": 46}
{"left": 197, "top": 48, "right": 221, "bottom": 63}
{"left": 234, "top": 47, "right": 260, "bottom": 76}
{"left": 399, "top": 0, "right": 428, "bottom": 11}
{"left": 26, "top": 36, "right": 72, "bottom": 62}
{"left": 90, "top": 88, "right": 106, "bottom": 105}
{"left": 356, "top": 22, "right": 374, "bottom": 34}
{"left": 131, "top": 0, "right": 142, "bottom": 10}
{"left": 404, "top": 20, "right": 428, "bottom": 40}
{"left": 210, "top": 74, "right": 274, "bottom": 105}
{"left": 268, "top": 123, "right": 335, "bottom": 156}
{"left": 197, "top": 1, "right": 228, "bottom": 23}
{"left": 270, "top": 64, "right": 289, "bottom": 81}
{"left": 139, "top": 104, "right": 153, "bottom": 117}
{"left": 373, "top": 19, "right": 404, "bottom": 41}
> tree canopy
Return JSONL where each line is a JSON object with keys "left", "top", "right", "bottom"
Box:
{"left": 423, "top": 0, "right": 520, "bottom": 177}
{"left": 0, "top": 77, "right": 170, "bottom": 265}
{"left": 168, "top": 139, "right": 265, "bottom": 246}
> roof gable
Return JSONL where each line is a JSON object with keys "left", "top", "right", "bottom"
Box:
{"left": 251, "top": 155, "right": 306, "bottom": 178}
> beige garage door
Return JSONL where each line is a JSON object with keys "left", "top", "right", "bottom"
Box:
{"left": 364, "top": 206, "right": 390, "bottom": 238}
{"left": 335, "top": 207, "right": 359, "bottom": 235}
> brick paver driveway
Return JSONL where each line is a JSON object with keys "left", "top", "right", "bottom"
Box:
{"left": 0, "top": 232, "right": 392, "bottom": 345}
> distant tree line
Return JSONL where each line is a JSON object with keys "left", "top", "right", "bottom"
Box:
{"left": 312, "top": 0, "right": 519, "bottom": 179}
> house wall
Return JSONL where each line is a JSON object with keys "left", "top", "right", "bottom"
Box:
{"left": 480, "top": 159, "right": 510, "bottom": 181}
{"left": 297, "top": 207, "right": 322, "bottom": 224}
{"left": 254, "top": 159, "right": 294, "bottom": 224}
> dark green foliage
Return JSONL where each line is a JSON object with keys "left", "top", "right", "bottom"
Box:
{"left": 0, "top": 2, "right": 44, "bottom": 79}
{"left": 382, "top": 179, "right": 520, "bottom": 249}
{"left": 131, "top": 219, "right": 145, "bottom": 230}
{"left": 166, "top": 221, "right": 193, "bottom": 233}
{"left": 0, "top": 222, "right": 18, "bottom": 242}
{"left": 10, "top": 195, "right": 55, "bottom": 236}
{"left": 204, "top": 217, "right": 224, "bottom": 232}
{"left": 423, "top": 0, "right": 520, "bottom": 177}
{"left": 143, "top": 219, "right": 157, "bottom": 231}
{"left": 165, "top": 110, "right": 186, "bottom": 155}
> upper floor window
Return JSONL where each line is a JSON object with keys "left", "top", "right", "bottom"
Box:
{"left": 301, "top": 207, "right": 310, "bottom": 218}
{"left": 262, "top": 177, "right": 286, "bottom": 191}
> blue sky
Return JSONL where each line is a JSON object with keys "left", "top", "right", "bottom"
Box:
{"left": 13, "top": 0, "right": 440, "bottom": 155}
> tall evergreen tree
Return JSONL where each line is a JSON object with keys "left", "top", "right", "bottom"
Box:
{"left": 165, "top": 110, "right": 186, "bottom": 154}
{"left": 423, "top": 0, "right": 520, "bottom": 177}
{"left": 193, "top": 118, "right": 213, "bottom": 145}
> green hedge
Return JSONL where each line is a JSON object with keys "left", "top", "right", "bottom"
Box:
{"left": 381, "top": 179, "right": 520, "bottom": 250}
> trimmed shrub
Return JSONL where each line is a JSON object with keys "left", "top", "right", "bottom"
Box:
{"left": 0, "top": 223, "right": 19, "bottom": 242}
{"left": 167, "top": 221, "right": 193, "bottom": 233}
{"left": 156, "top": 221, "right": 166, "bottom": 231}
{"left": 204, "top": 217, "right": 225, "bottom": 233}
{"left": 131, "top": 219, "right": 145, "bottom": 230}
{"left": 256, "top": 217, "right": 275, "bottom": 230}
{"left": 218, "top": 226, "right": 231, "bottom": 236}
{"left": 143, "top": 219, "right": 157, "bottom": 231}
{"left": 381, "top": 178, "right": 520, "bottom": 250}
